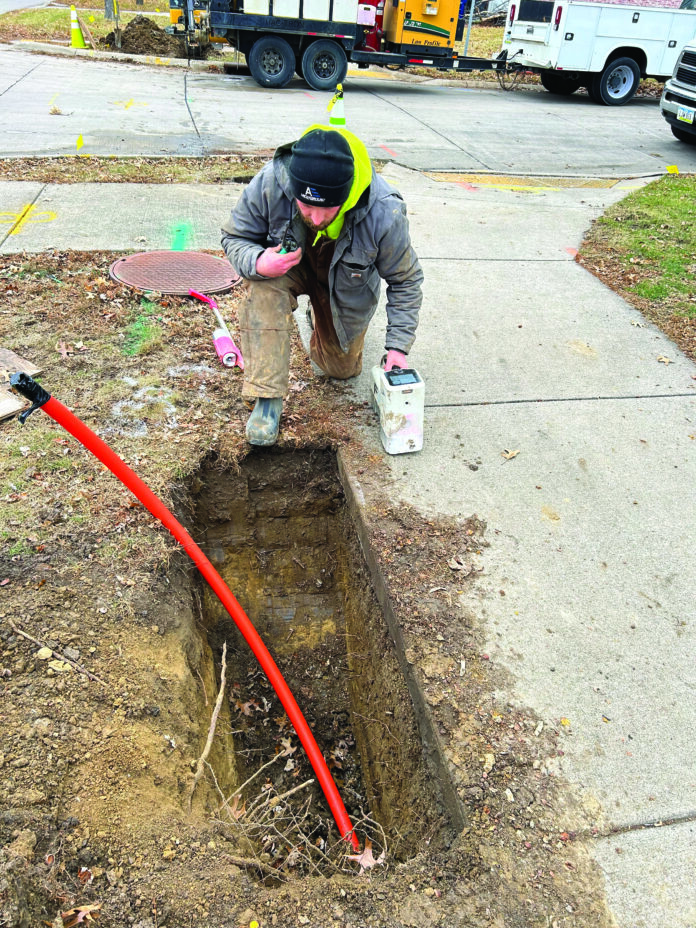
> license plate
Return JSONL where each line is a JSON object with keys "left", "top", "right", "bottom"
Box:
{"left": 677, "top": 104, "right": 695, "bottom": 124}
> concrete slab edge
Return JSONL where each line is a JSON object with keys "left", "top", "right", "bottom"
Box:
{"left": 336, "top": 447, "right": 467, "bottom": 835}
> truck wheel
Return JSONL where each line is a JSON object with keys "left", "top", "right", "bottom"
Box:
{"left": 301, "top": 40, "right": 348, "bottom": 92}
{"left": 539, "top": 71, "right": 582, "bottom": 95}
{"left": 248, "top": 36, "right": 295, "bottom": 89}
{"left": 590, "top": 57, "right": 641, "bottom": 106}
{"left": 671, "top": 125, "right": 696, "bottom": 144}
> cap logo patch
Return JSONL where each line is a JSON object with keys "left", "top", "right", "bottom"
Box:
{"left": 303, "top": 186, "right": 325, "bottom": 203}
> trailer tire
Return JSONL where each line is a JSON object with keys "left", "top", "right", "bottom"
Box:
{"left": 248, "top": 36, "right": 295, "bottom": 89}
{"left": 539, "top": 71, "right": 582, "bottom": 95}
{"left": 590, "top": 57, "right": 641, "bottom": 106}
{"left": 301, "top": 40, "right": 348, "bottom": 91}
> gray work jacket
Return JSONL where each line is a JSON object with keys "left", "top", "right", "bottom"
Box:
{"left": 221, "top": 143, "right": 423, "bottom": 354}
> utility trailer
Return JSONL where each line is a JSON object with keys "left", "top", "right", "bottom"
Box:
{"left": 167, "top": 0, "right": 508, "bottom": 89}
{"left": 502, "top": 0, "right": 696, "bottom": 104}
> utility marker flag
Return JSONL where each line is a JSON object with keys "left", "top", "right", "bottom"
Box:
{"left": 328, "top": 84, "right": 345, "bottom": 127}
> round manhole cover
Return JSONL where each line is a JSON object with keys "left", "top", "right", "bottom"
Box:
{"left": 109, "top": 251, "right": 241, "bottom": 296}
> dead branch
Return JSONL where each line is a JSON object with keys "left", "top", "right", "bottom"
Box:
{"left": 189, "top": 642, "right": 227, "bottom": 811}
{"left": 218, "top": 754, "right": 281, "bottom": 813}
{"left": 221, "top": 851, "right": 280, "bottom": 878}
{"left": 7, "top": 618, "right": 107, "bottom": 686}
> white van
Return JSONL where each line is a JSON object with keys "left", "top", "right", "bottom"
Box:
{"left": 502, "top": 0, "right": 696, "bottom": 104}
{"left": 660, "top": 38, "right": 696, "bottom": 140}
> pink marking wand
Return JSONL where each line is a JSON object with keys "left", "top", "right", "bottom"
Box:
{"left": 189, "top": 289, "right": 244, "bottom": 371}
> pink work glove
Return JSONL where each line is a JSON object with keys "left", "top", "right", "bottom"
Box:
{"left": 384, "top": 349, "right": 408, "bottom": 372}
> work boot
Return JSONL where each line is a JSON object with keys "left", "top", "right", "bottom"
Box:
{"left": 245, "top": 397, "right": 283, "bottom": 446}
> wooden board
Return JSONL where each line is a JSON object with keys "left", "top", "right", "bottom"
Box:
{"left": 0, "top": 348, "right": 43, "bottom": 423}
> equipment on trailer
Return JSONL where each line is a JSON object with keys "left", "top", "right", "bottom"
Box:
{"left": 167, "top": 0, "right": 508, "bottom": 89}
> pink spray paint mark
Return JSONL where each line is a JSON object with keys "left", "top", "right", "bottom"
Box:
{"left": 379, "top": 144, "right": 399, "bottom": 158}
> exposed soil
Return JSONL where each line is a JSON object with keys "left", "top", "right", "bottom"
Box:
{"left": 102, "top": 14, "right": 187, "bottom": 57}
{"left": 0, "top": 251, "right": 616, "bottom": 927}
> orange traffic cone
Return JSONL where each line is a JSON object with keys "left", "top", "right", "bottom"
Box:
{"left": 70, "top": 6, "right": 87, "bottom": 49}
{"left": 328, "top": 84, "right": 346, "bottom": 127}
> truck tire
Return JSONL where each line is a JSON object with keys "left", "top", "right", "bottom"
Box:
{"left": 590, "top": 57, "right": 641, "bottom": 106}
{"left": 539, "top": 71, "right": 582, "bottom": 95}
{"left": 671, "top": 125, "right": 696, "bottom": 144}
{"left": 301, "top": 40, "right": 348, "bottom": 91}
{"left": 248, "top": 36, "right": 295, "bottom": 89}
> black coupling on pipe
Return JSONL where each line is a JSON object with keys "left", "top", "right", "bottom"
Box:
{"left": 9, "top": 372, "right": 52, "bottom": 424}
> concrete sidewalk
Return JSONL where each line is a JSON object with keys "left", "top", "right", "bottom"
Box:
{"left": 1, "top": 169, "right": 695, "bottom": 928}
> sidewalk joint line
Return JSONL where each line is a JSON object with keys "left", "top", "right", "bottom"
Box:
{"left": 0, "top": 183, "right": 47, "bottom": 250}
{"left": 426, "top": 392, "right": 696, "bottom": 409}
{"left": 0, "top": 62, "right": 41, "bottom": 100}
{"left": 593, "top": 810, "right": 696, "bottom": 837}
{"left": 359, "top": 86, "right": 492, "bottom": 172}
{"left": 418, "top": 256, "right": 571, "bottom": 263}
{"left": 183, "top": 72, "right": 203, "bottom": 150}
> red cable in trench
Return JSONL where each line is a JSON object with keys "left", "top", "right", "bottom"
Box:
{"left": 9, "top": 374, "right": 359, "bottom": 851}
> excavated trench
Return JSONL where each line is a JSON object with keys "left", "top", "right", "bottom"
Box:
{"left": 187, "top": 449, "right": 450, "bottom": 870}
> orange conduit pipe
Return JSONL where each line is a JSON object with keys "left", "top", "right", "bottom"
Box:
{"left": 9, "top": 374, "right": 359, "bottom": 850}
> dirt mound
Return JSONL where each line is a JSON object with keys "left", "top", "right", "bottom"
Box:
{"left": 102, "top": 13, "right": 186, "bottom": 57}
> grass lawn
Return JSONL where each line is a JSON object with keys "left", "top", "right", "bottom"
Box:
{"left": 579, "top": 174, "right": 696, "bottom": 362}
{"left": 0, "top": 6, "right": 158, "bottom": 42}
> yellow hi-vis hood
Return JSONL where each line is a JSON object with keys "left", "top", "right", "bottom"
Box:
{"left": 300, "top": 124, "right": 373, "bottom": 243}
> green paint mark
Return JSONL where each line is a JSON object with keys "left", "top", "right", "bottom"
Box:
{"left": 171, "top": 221, "right": 193, "bottom": 251}
{"left": 123, "top": 299, "right": 163, "bottom": 356}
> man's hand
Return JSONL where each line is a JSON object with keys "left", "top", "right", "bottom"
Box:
{"left": 384, "top": 349, "right": 408, "bottom": 372}
{"left": 255, "top": 244, "right": 302, "bottom": 278}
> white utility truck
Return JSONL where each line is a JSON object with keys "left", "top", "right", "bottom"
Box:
{"left": 502, "top": 0, "right": 696, "bottom": 104}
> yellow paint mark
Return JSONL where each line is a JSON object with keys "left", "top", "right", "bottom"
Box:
{"left": 666, "top": 165, "right": 679, "bottom": 174}
{"left": 567, "top": 339, "right": 597, "bottom": 359}
{"left": 111, "top": 99, "right": 148, "bottom": 110}
{"left": 427, "top": 171, "right": 619, "bottom": 190}
{"left": 76, "top": 133, "right": 84, "bottom": 151}
{"left": 0, "top": 204, "right": 57, "bottom": 236}
{"left": 541, "top": 505, "right": 561, "bottom": 523}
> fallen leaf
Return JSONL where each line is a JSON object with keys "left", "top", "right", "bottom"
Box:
{"left": 56, "top": 341, "right": 73, "bottom": 359}
{"left": 228, "top": 794, "right": 246, "bottom": 820}
{"left": 279, "top": 737, "right": 296, "bottom": 757}
{"left": 657, "top": 356, "right": 673, "bottom": 365}
{"left": 61, "top": 903, "right": 102, "bottom": 927}
{"left": 501, "top": 448, "right": 521, "bottom": 460}
{"left": 346, "top": 837, "right": 386, "bottom": 874}
{"left": 447, "top": 555, "right": 466, "bottom": 571}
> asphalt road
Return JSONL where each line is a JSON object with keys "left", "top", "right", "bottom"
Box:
{"left": 0, "top": 0, "right": 50, "bottom": 13}
{"left": 2, "top": 44, "right": 696, "bottom": 174}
